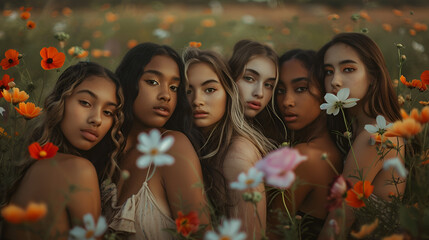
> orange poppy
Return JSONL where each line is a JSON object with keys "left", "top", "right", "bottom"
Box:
{"left": 20, "top": 11, "right": 30, "bottom": 20}
{"left": 351, "top": 218, "right": 379, "bottom": 239}
{"left": 25, "top": 202, "right": 47, "bottom": 222}
{"left": 2, "top": 88, "right": 29, "bottom": 104}
{"left": 1, "top": 204, "right": 26, "bottom": 224}
{"left": 189, "top": 41, "right": 202, "bottom": 48}
{"left": 420, "top": 101, "right": 429, "bottom": 106}
{"left": 105, "top": 12, "right": 118, "bottom": 22}
{"left": 382, "top": 23, "right": 392, "bottom": 32}
{"left": 91, "top": 49, "right": 103, "bottom": 58}
{"left": 0, "top": 74, "right": 14, "bottom": 98}
{"left": 62, "top": 7, "right": 73, "bottom": 17}
{"left": 28, "top": 142, "right": 59, "bottom": 160}
{"left": 359, "top": 11, "right": 371, "bottom": 21}
{"left": 392, "top": 9, "right": 403, "bottom": 17}
{"left": 420, "top": 106, "right": 429, "bottom": 124}
{"left": 345, "top": 181, "right": 374, "bottom": 208}
{"left": 409, "top": 29, "right": 416, "bottom": 36}
{"left": 327, "top": 13, "right": 340, "bottom": 20}
{"left": 15, "top": 102, "right": 42, "bottom": 120}
{"left": 103, "top": 50, "right": 111, "bottom": 57}
{"left": 421, "top": 70, "right": 429, "bottom": 85}
{"left": 82, "top": 40, "right": 90, "bottom": 49}
{"left": 411, "top": 79, "right": 427, "bottom": 91}
{"left": 401, "top": 107, "right": 429, "bottom": 124}
{"left": 40, "top": 47, "right": 65, "bottom": 70}
{"left": 127, "top": 39, "right": 138, "bottom": 49}
{"left": 175, "top": 211, "right": 200, "bottom": 237}
{"left": 413, "top": 22, "right": 428, "bottom": 32}
{"left": 201, "top": 18, "right": 216, "bottom": 28}
{"left": 67, "top": 46, "right": 88, "bottom": 59}
{"left": 0, "top": 49, "right": 20, "bottom": 70}
{"left": 26, "top": 20, "right": 36, "bottom": 29}
{"left": 384, "top": 118, "right": 422, "bottom": 138}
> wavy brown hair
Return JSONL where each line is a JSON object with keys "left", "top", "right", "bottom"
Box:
{"left": 183, "top": 47, "right": 275, "bottom": 219}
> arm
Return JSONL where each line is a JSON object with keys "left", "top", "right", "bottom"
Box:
{"left": 318, "top": 132, "right": 404, "bottom": 239}
{"left": 223, "top": 137, "right": 266, "bottom": 240}
{"left": 161, "top": 131, "right": 210, "bottom": 226}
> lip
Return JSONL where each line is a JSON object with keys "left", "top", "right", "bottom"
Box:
{"left": 153, "top": 105, "right": 170, "bottom": 117}
{"left": 247, "top": 101, "right": 261, "bottom": 110}
{"left": 283, "top": 112, "right": 298, "bottom": 122}
{"left": 193, "top": 109, "right": 209, "bottom": 119}
{"left": 81, "top": 129, "right": 99, "bottom": 142}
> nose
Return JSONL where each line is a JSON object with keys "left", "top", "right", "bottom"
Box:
{"left": 252, "top": 82, "right": 263, "bottom": 99}
{"left": 283, "top": 93, "right": 295, "bottom": 108}
{"left": 192, "top": 91, "right": 204, "bottom": 107}
{"left": 158, "top": 84, "right": 171, "bottom": 102}
{"left": 88, "top": 109, "right": 102, "bottom": 127}
{"left": 330, "top": 73, "right": 342, "bottom": 90}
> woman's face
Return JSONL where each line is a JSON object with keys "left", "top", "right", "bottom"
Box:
{"left": 61, "top": 76, "right": 118, "bottom": 151}
{"left": 133, "top": 55, "right": 180, "bottom": 129}
{"left": 235, "top": 55, "right": 276, "bottom": 118}
{"left": 276, "top": 59, "right": 321, "bottom": 130}
{"left": 186, "top": 62, "right": 227, "bottom": 130}
{"left": 323, "top": 43, "right": 370, "bottom": 100}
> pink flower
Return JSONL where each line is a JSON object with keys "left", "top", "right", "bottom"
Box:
{"left": 255, "top": 147, "right": 307, "bottom": 188}
{"left": 326, "top": 175, "right": 352, "bottom": 211}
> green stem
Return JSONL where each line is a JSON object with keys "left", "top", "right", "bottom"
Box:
{"left": 37, "top": 71, "right": 46, "bottom": 106}
{"left": 340, "top": 107, "right": 360, "bottom": 178}
{"left": 281, "top": 191, "right": 293, "bottom": 223}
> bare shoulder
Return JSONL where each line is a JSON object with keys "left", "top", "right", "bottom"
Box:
{"left": 293, "top": 143, "right": 336, "bottom": 182}
{"left": 223, "top": 136, "right": 261, "bottom": 179}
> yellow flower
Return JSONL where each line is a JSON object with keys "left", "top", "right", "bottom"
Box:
{"left": 2, "top": 88, "right": 29, "bottom": 104}
{"left": 15, "top": 102, "right": 42, "bottom": 120}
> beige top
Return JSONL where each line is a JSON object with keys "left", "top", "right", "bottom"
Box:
{"left": 101, "top": 179, "right": 175, "bottom": 240}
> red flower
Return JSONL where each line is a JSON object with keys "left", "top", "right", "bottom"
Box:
{"left": 326, "top": 175, "right": 352, "bottom": 211}
{"left": 175, "top": 211, "right": 200, "bottom": 237}
{"left": 26, "top": 20, "right": 36, "bottom": 29}
{"left": 0, "top": 74, "right": 14, "bottom": 98}
{"left": 0, "top": 49, "right": 20, "bottom": 70}
{"left": 20, "top": 11, "right": 31, "bottom": 20}
{"left": 40, "top": 47, "right": 65, "bottom": 70}
{"left": 345, "top": 181, "right": 374, "bottom": 208}
{"left": 28, "top": 142, "right": 59, "bottom": 160}
{"left": 421, "top": 70, "right": 429, "bottom": 85}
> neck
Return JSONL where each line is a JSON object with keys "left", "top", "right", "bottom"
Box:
{"left": 125, "top": 122, "right": 152, "bottom": 152}
{"left": 292, "top": 113, "right": 328, "bottom": 144}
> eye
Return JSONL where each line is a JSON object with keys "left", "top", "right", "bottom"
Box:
{"left": 103, "top": 110, "right": 114, "bottom": 117}
{"left": 145, "top": 80, "right": 159, "bottom": 86}
{"left": 205, "top": 88, "right": 216, "bottom": 93}
{"left": 296, "top": 86, "right": 308, "bottom": 93}
{"left": 276, "top": 88, "right": 286, "bottom": 94}
{"left": 186, "top": 89, "right": 193, "bottom": 95}
{"left": 343, "top": 67, "right": 355, "bottom": 73}
{"left": 264, "top": 82, "right": 274, "bottom": 89}
{"left": 170, "top": 85, "right": 178, "bottom": 92}
{"left": 79, "top": 100, "right": 91, "bottom": 107}
{"left": 243, "top": 76, "right": 254, "bottom": 82}
{"left": 324, "top": 69, "right": 334, "bottom": 76}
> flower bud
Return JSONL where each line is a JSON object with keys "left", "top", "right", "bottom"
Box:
{"left": 8, "top": 81, "right": 16, "bottom": 88}
{"left": 242, "top": 192, "right": 253, "bottom": 202}
{"left": 54, "top": 32, "right": 70, "bottom": 41}
{"left": 398, "top": 95, "right": 405, "bottom": 106}
{"left": 18, "top": 54, "right": 23, "bottom": 60}
{"left": 252, "top": 192, "right": 262, "bottom": 203}
{"left": 121, "top": 170, "right": 130, "bottom": 180}
{"left": 405, "top": 94, "right": 411, "bottom": 101}
{"left": 401, "top": 55, "right": 407, "bottom": 61}
{"left": 344, "top": 131, "right": 352, "bottom": 139}
{"left": 281, "top": 141, "right": 290, "bottom": 147}
{"left": 393, "top": 79, "right": 399, "bottom": 88}
{"left": 396, "top": 43, "right": 404, "bottom": 49}
{"left": 321, "top": 153, "right": 328, "bottom": 160}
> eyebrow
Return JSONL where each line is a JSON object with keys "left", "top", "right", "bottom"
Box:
{"left": 291, "top": 77, "right": 309, "bottom": 84}
{"left": 324, "top": 59, "right": 358, "bottom": 68}
{"left": 201, "top": 79, "right": 220, "bottom": 86}
{"left": 76, "top": 89, "right": 118, "bottom": 107}
{"left": 143, "top": 69, "right": 180, "bottom": 82}
{"left": 245, "top": 68, "right": 276, "bottom": 81}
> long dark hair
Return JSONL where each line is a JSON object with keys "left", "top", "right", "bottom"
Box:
{"left": 115, "top": 42, "right": 200, "bottom": 149}
{"left": 313, "top": 33, "right": 401, "bottom": 153}
{"left": 276, "top": 49, "right": 322, "bottom": 145}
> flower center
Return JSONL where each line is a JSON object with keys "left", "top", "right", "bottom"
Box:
{"left": 8, "top": 59, "right": 13, "bottom": 63}
{"left": 85, "top": 230, "right": 94, "bottom": 238}
{"left": 357, "top": 193, "right": 364, "bottom": 200}
{"left": 220, "top": 236, "right": 231, "bottom": 240}
{"left": 47, "top": 58, "right": 53, "bottom": 64}
{"left": 245, "top": 179, "right": 254, "bottom": 185}
{"left": 39, "top": 150, "right": 47, "bottom": 158}
{"left": 150, "top": 148, "right": 158, "bottom": 155}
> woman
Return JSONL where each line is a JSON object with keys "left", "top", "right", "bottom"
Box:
{"left": 102, "top": 43, "right": 209, "bottom": 239}
{"left": 268, "top": 49, "right": 342, "bottom": 240}
{"left": 314, "top": 33, "right": 405, "bottom": 239}
{"left": 183, "top": 47, "right": 275, "bottom": 239}
{"left": 228, "top": 40, "right": 284, "bottom": 144}
{"left": 3, "top": 62, "right": 124, "bottom": 239}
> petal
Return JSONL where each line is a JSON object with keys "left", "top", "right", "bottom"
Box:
{"left": 47, "top": 47, "right": 59, "bottom": 58}
{"left": 94, "top": 216, "right": 107, "bottom": 236}
{"left": 342, "top": 101, "right": 357, "bottom": 109}
{"left": 40, "top": 47, "right": 48, "bottom": 59}
{"left": 337, "top": 88, "right": 350, "bottom": 101}
{"left": 153, "top": 154, "right": 174, "bottom": 167}
{"left": 320, "top": 103, "right": 332, "bottom": 110}
{"left": 230, "top": 181, "right": 246, "bottom": 190}
{"left": 149, "top": 129, "right": 161, "bottom": 143}
{"left": 136, "top": 155, "right": 152, "bottom": 169}
{"left": 376, "top": 115, "right": 386, "bottom": 128}
{"left": 364, "top": 125, "right": 378, "bottom": 134}
{"left": 158, "top": 136, "right": 174, "bottom": 152}
{"left": 324, "top": 93, "right": 338, "bottom": 103}
{"left": 68, "top": 226, "right": 87, "bottom": 238}
{"left": 5, "top": 49, "right": 18, "bottom": 59}
{"left": 332, "top": 107, "right": 340, "bottom": 116}
{"left": 204, "top": 231, "right": 219, "bottom": 240}
{"left": 83, "top": 213, "right": 95, "bottom": 230}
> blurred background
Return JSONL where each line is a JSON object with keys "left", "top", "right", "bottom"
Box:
{"left": 0, "top": 0, "right": 428, "bottom": 104}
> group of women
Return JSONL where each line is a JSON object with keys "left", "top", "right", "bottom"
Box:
{"left": 2, "top": 32, "right": 405, "bottom": 239}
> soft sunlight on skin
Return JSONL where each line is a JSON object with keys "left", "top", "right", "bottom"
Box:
{"left": 186, "top": 62, "right": 227, "bottom": 129}
{"left": 236, "top": 56, "right": 276, "bottom": 118}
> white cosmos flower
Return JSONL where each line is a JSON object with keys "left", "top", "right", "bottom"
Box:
{"left": 230, "top": 167, "right": 264, "bottom": 190}
{"left": 204, "top": 219, "right": 246, "bottom": 240}
{"left": 136, "top": 129, "right": 175, "bottom": 168}
{"left": 68, "top": 214, "right": 107, "bottom": 240}
{"left": 383, "top": 157, "right": 408, "bottom": 178}
{"left": 0, "top": 107, "right": 5, "bottom": 116}
{"left": 364, "top": 115, "right": 393, "bottom": 135}
{"left": 153, "top": 28, "right": 170, "bottom": 39}
{"left": 320, "top": 88, "right": 359, "bottom": 116}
